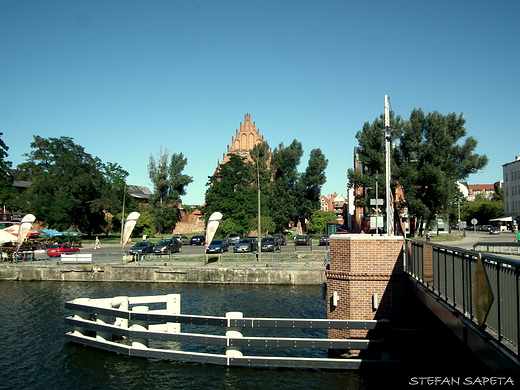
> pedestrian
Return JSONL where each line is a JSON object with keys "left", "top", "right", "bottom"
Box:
{"left": 94, "top": 237, "right": 100, "bottom": 250}
{"left": 516, "top": 231, "right": 520, "bottom": 243}
{"left": 426, "top": 232, "right": 431, "bottom": 242}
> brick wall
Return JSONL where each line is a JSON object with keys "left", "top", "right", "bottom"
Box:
{"left": 326, "top": 234, "right": 405, "bottom": 340}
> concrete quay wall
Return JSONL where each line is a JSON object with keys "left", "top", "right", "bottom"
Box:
{"left": 0, "top": 264, "right": 325, "bottom": 285}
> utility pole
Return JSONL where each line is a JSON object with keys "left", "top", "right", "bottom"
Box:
{"left": 384, "top": 95, "right": 394, "bottom": 236}
{"left": 256, "top": 146, "right": 261, "bottom": 256}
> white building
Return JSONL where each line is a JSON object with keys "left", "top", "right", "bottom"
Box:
{"left": 502, "top": 156, "right": 520, "bottom": 226}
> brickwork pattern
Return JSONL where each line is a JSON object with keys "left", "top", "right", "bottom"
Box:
{"left": 326, "top": 236, "right": 405, "bottom": 340}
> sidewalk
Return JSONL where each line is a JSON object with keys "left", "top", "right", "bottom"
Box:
{"left": 434, "top": 234, "right": 481, "bottom": 250}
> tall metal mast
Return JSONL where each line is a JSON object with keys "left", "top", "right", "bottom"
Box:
{"left": 384, "top": 95, "right": 394, "bottom": 235}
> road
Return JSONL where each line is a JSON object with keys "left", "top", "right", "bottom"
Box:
{"left": 435, "top": 229, "right": 519, "bottom": 253}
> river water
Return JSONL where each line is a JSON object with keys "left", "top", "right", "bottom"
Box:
{"left": 0, "top": 281, "right": 379, "bottom": 390}
{"left": 0, "top": 281, "right": 495, "bottom": 389}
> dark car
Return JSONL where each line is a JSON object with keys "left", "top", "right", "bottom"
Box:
{"left": 319, "top": 235, "right": 330, "bottom": 246}
{"left": 153, "top": 238, "right": 182, "bottom": 254}
{"left": 47, "top": 244, "right": 80, "bottom": 257}
{"left": 260, "top": 237, "right": 281, "bottom": 252}
{"left": 489, "top": 227, "right": 500, "bottom": 235}
{"left": 190, "top": 235, "right": 205, "bottom": 246}
{"left": 294, "top": 235, "right": 311, "bottom": 246}
{"left": 173, "top": 235, "right": 189, "bottom": 245}
{"left": 129, "top": 241, "right": 154, "bottom": 255}
{"left": 227, "top": 233, "right": 241, "bottom": 245}
{"left": 233, "top": 238, "right": 258, "bottom": 253}
{"left": 273, "top": 234, "right": 286, "bottom": 246}
{"left": 206, "top": 239, "right": 229, "bottom": 254}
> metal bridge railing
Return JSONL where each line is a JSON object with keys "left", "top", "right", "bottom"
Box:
{"left": 407, "top": 240, "right": 520, "bottom": 359}
{"left": 65, "top": 294, "right": 390, "bottom": 369}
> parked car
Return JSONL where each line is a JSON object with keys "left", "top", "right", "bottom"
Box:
{"left": 129, "top": 241, "right": 154, "bottom": 255}
{"left": 227, "top": 233, "right": 241, "bottom": 245}
{"left": 489, "top": 227, "right": 500, "bottom": 235}
{"left": 260, "top": 237, "right": 281, "bottom": 252}
{"left": 47, "top": 244, "right": 80, "bottom": 257}
{"left": 294, "top": 235, "right": 311, "bottom": 246}
{"left": 190, "top": 235, "right": 205, "bottom": 246}
{"left": 233, "top": 238, "right": 258, "bottom": 252}
{"left": 319, "top": 235, "right": 330, "bottom": 246}
{"left": 206, "top": 239, "right": 229, "bottom": 254}
{"left": 153, "top": 238, "right": 181, "bottom": 254}
{"left": 173, "top": 235, "right": 189, "bottom": 245}
{"left": 273, "top": 234, "right": 286, "bottom": 246}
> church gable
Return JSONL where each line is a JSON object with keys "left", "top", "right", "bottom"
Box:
{"left": 222, "top": 113, "right": 265, "bottom": 163}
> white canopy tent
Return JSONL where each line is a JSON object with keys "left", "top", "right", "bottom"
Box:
{"left": 489, "top": 216, "right": 514, "bottom": 231}
{"left": 489, "top": 216, "right": 513, "bottom": 222}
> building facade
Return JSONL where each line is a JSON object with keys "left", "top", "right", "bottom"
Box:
{"left": 503, "top": 156, "right": 520, "bottom": 225}
{"left": 320, "top": 192, "right": 347, "bottom": 227}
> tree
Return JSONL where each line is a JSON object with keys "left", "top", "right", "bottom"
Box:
{"left": 461, "top": 194, "right": 503, "bottom": 225}
{"left": 203, "top": 153, "right": 257, "bottom": 234}
{"left": 348, "top": 109, "right": 488, "bottom": 236}
{"left": 204, "top": 140, "right": 328, "bottom": 235}
{"left": 297, "top": 148, "right": 328, "bottom": 230}
{"left": 148, "top": 149, "right": 193, "bottom": 234}
{"left": 347, "top": 112, "right": 402, "bottom": 213}
{"left": 17, "top": 136, "right": 106, "bottom": 235}
{"left": 307, "top": 210, "right": 337, "bottom": 235}
{"left": 268, "top": 140, "right": 303, "bottom": 231}
{"left": 99, "top": 162, "right": 137, "bottom": 235}
{"left": 395, "top": 109, "right": 488, "bottom": 234}
{"left": 0, "top": 133, "right": 18, "bottom": 209}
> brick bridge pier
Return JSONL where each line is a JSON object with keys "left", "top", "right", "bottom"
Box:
{"left": 326, "top": 234, "right": 405, "bottom": 342}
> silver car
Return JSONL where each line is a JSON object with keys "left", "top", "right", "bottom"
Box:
{"left": 233, "top": 238, "right": 258, "bottom": 252}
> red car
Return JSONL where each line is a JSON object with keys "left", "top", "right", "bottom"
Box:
{"left": 47, "top": 244, "right": 80, "bottom": 257}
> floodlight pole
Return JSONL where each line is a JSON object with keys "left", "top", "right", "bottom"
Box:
{"left": 384, "top": 95, "right": 393, "bottom": 236}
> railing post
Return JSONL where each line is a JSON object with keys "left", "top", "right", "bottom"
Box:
{"left": 166, "top": 294, "right": 181, "bottom": 333}
{"left": 72, "top": 298, "right": 91, "bottom": 337}
{"left": 226, "top": 312, "right": 243, "bottom": 358}
{"left": 96, "top": 299, "right": 113, "bottom": 342}
{"left": 113, "top": 296, "right": 129, "bottom": 329}
{"left": 132, "top": 306, "right": 149, "bottom": 349}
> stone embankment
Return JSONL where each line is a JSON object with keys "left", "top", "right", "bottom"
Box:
{"left": 0, "top": 263, "right": 326, "bottom": 285}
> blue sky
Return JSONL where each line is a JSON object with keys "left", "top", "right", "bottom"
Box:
{"left": 1, "top": 0, "right": 518, "bottom": 205}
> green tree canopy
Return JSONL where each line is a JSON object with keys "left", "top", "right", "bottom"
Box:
{"left": 297, "top": 148, "right": 328, "bottom": 229}
{"left": 17, "top": 136, "right": 107, "bottom": 235}
{"left": 307, "top": 210, "right": 337, "bottom": 236}
{"left": 0, "top": 133, "right": 18, "bottom": 209}
{"left": 268, "top": 140, "right": 304, "bottom": 231}
{"left": 204, "top": 139, "right": 328, "bottom": 235}
{"left": 203, "top": 153, "right": 257, "bottom": 234}
{"left": 148, "top": 148, "right": 193, "bottom": 234}
{"left": 348, "top": 109, "right": 488, "bottom": 236}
